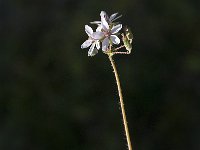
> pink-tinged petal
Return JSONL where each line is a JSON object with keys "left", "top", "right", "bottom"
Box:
{"left": 111, "top": 24, "right": 122, "bottom": 34}
{"left": 101, "top": 18, "right": 109, "bottom": 31}
{"left": 109, "top": 13, "right": 118, "bottom": 22}
{"left": 88, "top": 43, "right": 98, "bottom": 56}
{"left": 110, "top": 35, "right": 120, "bottom": 45}
{"left": 85, "top": 25, "right": 93, "bottom": 36}
{"left": 96, "top": 41, "right": 100, "bottom": 50}
{"left": 92, "top": 32, "right": 104, "bottom": 40}
{"left": 102, "top": 37, "right": 109, "bottom": 51}
{"left": 81, "top": 39, "right": 92, "bottom": 49}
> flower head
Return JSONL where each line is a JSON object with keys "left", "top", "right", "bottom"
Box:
{"left": 93, "top": 11, "right": 123, "bottom": 51}
{"left": 81, "top": 11, "right": 132, "bottom": 56}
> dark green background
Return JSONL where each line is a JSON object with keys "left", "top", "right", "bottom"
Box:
{"left": 0, "top": 0, "right": 200, "bottom": 150}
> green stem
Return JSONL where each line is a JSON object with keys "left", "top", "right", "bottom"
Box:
{"left": 108, "top": 54, "right": 133, "bottom": 150}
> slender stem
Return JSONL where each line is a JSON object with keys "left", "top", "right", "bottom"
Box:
{"left": 114, "top": 45, "right": 125, "bottom": 51}
{"left": 113, "top": 51, "right": 130, "bottom": 55}
{"left": 108, "top": 54, "right": 133, "bottom": 150}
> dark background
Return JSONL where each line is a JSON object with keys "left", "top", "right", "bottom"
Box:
{"left": 0, "top": 0, "right": 200, "bottom": 150}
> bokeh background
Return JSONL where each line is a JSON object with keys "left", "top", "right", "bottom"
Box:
{"left": 0, "top": 0, "right": 200, "bottom": 150}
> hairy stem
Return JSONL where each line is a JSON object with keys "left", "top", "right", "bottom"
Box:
{"left": 113, "top": 51, "right": 130, "bottom": 55}
{"left": 114, "top": 45, "right": 125, "bottom": 51}
{"left": 108, "top": 54, "right": 133, "bottom": 150}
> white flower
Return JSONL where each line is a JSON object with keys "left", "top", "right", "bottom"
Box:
{"left": 81, "top": 25, "right": 104, "bottom": 56}
{"left": 90, "top": 11, "right": 122, "bottom": 51}
{"left": 101, "top": 17, "right": 122, "bottom": 51}
{"left": 81, "top": 11, "right": 124, "bottom": 56}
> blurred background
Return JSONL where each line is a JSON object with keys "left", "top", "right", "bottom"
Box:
{"left": 0, "top": 0, "right": 200, "bottom": 150}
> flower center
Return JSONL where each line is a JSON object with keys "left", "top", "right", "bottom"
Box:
{"left": 104, "top": 31, "right": 111, "bottom": 37}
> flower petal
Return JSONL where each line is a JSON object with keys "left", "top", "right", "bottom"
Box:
{"left": 90, "top": 21, "right": 101, "bottom": 25}
{"left": 102, "top": 37, "right": 109, "bottom": 51}
{"left": 92, "top": 31, "right": 104, "bottom": 40}
{"left": 110, "top": 35, "right": 120, "bottom": 45}
{"left": 111, "top": 24, "right": 122, "bottom": 34}
{"left": 100, "top": 11, "right": 109, "bottom": 21}
{"left": 96, "top": 41, "right": 100, "bottom": 50}
{"left": 109, "top": 13, "right": 118, "bottom": 22}
{"left": 81, "top": 39, "right": 92, "bottom": 49}
{"left": 101, "top": 17, "right": 109, "bottom": 31}
{"left": 90, "top": 48, "right": 98, "bottom": 56}
{"left": 88, "top": 43, "right": 98, "bottom": 56}
{"left": 85, "top": 25, "right": 93, "bottom": 36}
{"left": 111, "top": 15, "right": 122, "bottom": 22}
{"left": 96, "top": 25, "right": 102, "bottom": 32}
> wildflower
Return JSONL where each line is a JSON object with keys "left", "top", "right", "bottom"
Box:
{"left": 100, "top": 17, "right": 122, "bottom": 51}
{"left": 81, "top": 25, "right": 104, "bottom": 56}
{"left": 81, "top": 11, "right": 132, "bottom": 56}
{"left": 91, "top": 11, "right": 122, "bottom": 51}
{"left": 81, "top": 11, "right": 134, "bottom": 150}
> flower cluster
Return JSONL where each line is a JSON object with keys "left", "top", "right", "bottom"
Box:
{"left": 81, "top": 11, "right": 133, "bottom": 57}
{"left": 81, "top": 11, "right": 122, "bottom": 56}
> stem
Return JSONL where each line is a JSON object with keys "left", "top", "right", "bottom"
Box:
{"left": 108, "top": 54, "right": 133, "bottom": 150}
{"left": 113, "top": 51, "right": 130, "bottom": 55}
{"left": 114, "top": 45, "right": 125, "bottom": 51}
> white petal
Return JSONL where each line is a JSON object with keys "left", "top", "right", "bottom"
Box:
{"left": 85, "top": 25, "right": 93, "bottom": 36}
{"left": 89, "top": 48, "right": 98, "bottom": 56}
{"left": 100, "top": 11, "right": 108, "bottom": 20}
{"left": 111, "top": 24, "right": 122, "bottom": 34}
{"left": 88, "top": 43, "right": 98, "bottom": 56}
{"left": 92, "top": 32, "right": 104, "bottom": 40}
{"left": 110, "top": 35, "right": 120, "bottom": 45}
{"left": 95, "top": 41, "right": 100, "bottom": 50}
{"left": 96, "top": 25, "right": 102, "bottom": 32}
{"left": 111, "top": 15, "right": 122, "bottom": 22}
{"left": 81, "top": 39, "right": 92, "bottom": 49}
{"left": 109, "top": 13, "right": 118, "bottom": 22}
{"left": 102, "top": 37, "right": 109, "bottom": 51}
{"left": 90, "top": 21, "right": 101, "bottom": 25}
{"left": 101, "top": 18, "right": 109, "bottom": 31}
